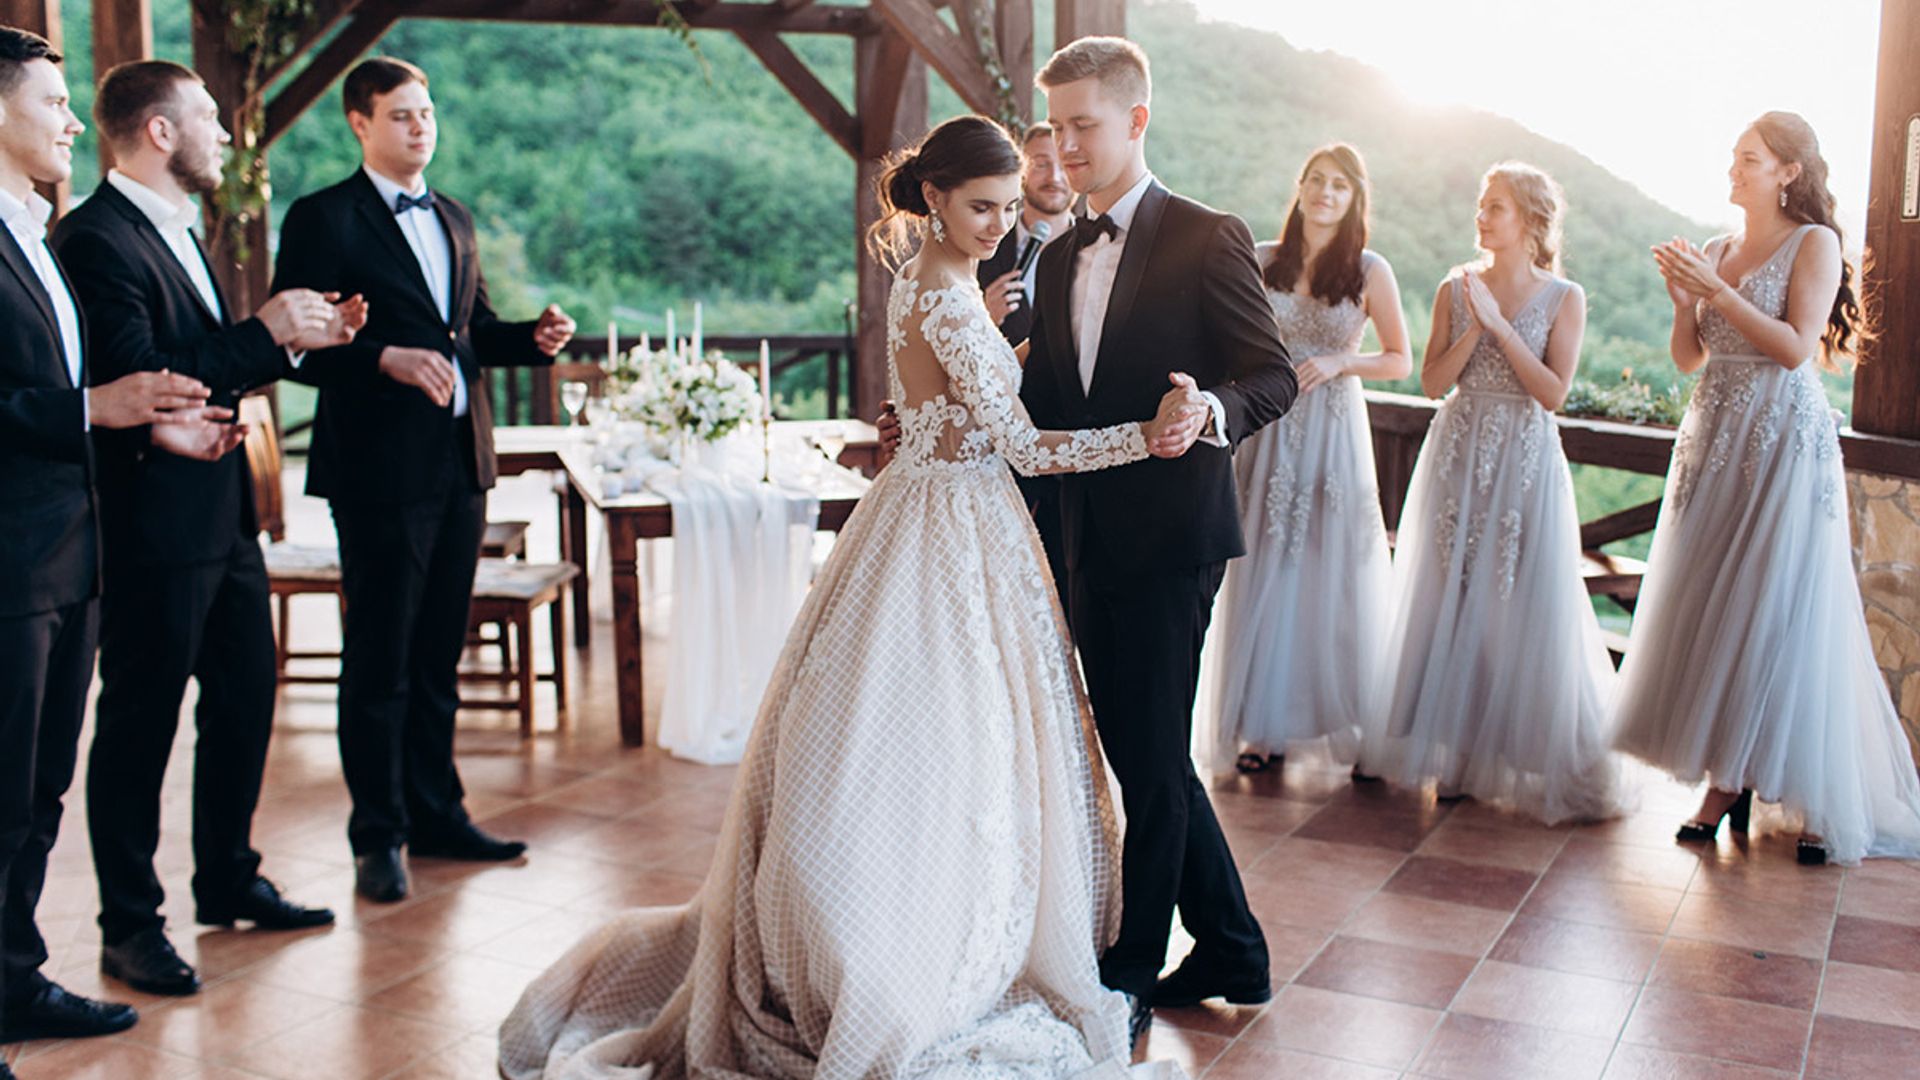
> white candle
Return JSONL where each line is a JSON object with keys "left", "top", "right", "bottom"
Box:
{"left": 665, "top": 308, "right": 675, "bottom": 349}
{"left": 639, "top": 330, "right": 650, "bottom": 355}
{"left": 759, "top": 339, "right": 772, "bottom": 421}
{"left": 607, "top": 322, "right": 617, "bottom": 366}
{"left": 692, "top": 301, "right": 703, "bottom": 359}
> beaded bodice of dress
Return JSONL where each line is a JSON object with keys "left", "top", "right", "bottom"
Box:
{"left": 884, "top": 272, "right": 1146, "bottom": 478}
{"left": 1697, "top": 225, "right": 1816, "bottom": 356}
{"left": 1448, "top": 272, "right": 1567, "bottom": 397}
{"left": 1269, "top": 290, "right": 1368, "bottom": 362}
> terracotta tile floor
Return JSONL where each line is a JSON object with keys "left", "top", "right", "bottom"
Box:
{"left": 5, "top": 468, "right": 1920, "bottom": 1079}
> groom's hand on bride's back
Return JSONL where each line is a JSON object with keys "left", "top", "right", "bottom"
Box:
{"left": 875, "top": 401, "right": 902, "bottom": 464}
{"left": 1145, "top": 372, "right": 1209, "bottom": 458}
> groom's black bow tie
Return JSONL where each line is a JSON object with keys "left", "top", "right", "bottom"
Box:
{"left": 393, "top": 191, "right": 435, "bottom": 215}
{"left": 1074, "top": 213, "right": 1119, "bottom": 246}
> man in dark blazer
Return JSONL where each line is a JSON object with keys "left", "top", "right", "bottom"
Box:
{"left": 53, "top": 59, "right": 356, "bottom": 998}
{"left": 1025, "top": 38, "right": 1297, "bottom": 1042}
{"left": 272, "top": 57, "right": 575, "bottom": 903}
{"left": 0, "top": 26, "right": 239, "bottom": 1063}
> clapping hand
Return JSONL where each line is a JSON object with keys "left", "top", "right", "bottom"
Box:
{"left": 1145, "top": 372, "right": 1210, "bottom": 459}
{"left": 86, "top": 369, "right": 212, "bottom": 429}
{"left": 1651, "top": 238, "right": 1723, "bottom": 307}
{"left": 533, "top": 304, "right": 577, "bottom": 357}
{"left": 287, "top": 292, "right": 369, "bottom": 352}
{"left": 148, "top": 405, "right": 247, "bottom": 461}
{"left": 1460, "top": 273, "right": 1510, "bottom": 336}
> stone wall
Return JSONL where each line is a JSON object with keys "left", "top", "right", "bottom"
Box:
{"left": 1848, "top": 471, "right": 1920, "bottom": 764}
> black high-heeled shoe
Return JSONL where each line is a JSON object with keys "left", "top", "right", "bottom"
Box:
{"left": 1677, "top": 788, "right": 1752, "bottom": 842}
{"left": 1796, "top": 838, "right": 1828, "bottom": 866}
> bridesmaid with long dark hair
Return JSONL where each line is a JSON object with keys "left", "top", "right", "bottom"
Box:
{"left": 1205, "top": 143, "right": 1410, "bottom": 774}
{"left": 1615, "top": 112, "right": 1920, "bottom": 866}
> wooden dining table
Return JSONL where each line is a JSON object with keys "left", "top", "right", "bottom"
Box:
{"left": 551, "top": 421, "right": 878, "bottom": 746}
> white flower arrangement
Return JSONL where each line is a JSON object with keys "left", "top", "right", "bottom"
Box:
{"left": 611, "top": 346, "right": 762, "bottom": 444}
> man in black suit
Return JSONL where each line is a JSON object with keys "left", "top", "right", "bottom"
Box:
{"left": 1024, "top": 37, "right": 1296, "bottom": 1042}
{"left": 0, "top": 26, "right": 239, "bottom": 1067}
{"left": 272, "top": 57, "right": 575, "bottom": 903}
{"left": 53, "top": 59, "right": 357, "bottom": 998}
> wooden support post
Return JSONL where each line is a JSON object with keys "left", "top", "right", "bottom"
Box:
{"left": 995, "top": 0, "right": 1033, "bottom": 124}
{"left": 1053, "top": 0, "right": 1124, "bottom": 48}
{"left": 0, "top": 0, "right": 67, "bottom": 216}
{"left": 852, "top": 27, "right": 926, "bottom": 419}
{"left": 1855, "top": 0, "right": 1920, "bottom": 439}
{"left": 91, "top": 0, "right": 154, "bottom": 174}
{"left": 191, "top": 1, "right": 270, "bottom": 315}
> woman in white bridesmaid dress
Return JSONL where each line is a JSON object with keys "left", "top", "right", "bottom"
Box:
{"left": 1616, "top": 112, "right": 1920, "bottom": 866}
{"left": 1366, "top": 162, "right": 1626, "bottom": 825}
{"left": 1205, "top": 143, "right": 1410, "bottom": 775}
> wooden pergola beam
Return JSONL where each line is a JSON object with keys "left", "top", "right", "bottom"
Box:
{"left": 262, "top": 7, "right": 399, "bottom": 148}
{"left": 1854, "top": 0, "right": 1920, "bottom": 439}
{"left": 1054, "top": 0, "right": 1123, "bottom": 45}
{"left": 400, "top": 0, "right": 874, "bottom": 35}
{"left": 870, "top": 0, "right": 999, "bottom": 118}
{"left": 736, "top": 28, "right": 858, "bottom": 158}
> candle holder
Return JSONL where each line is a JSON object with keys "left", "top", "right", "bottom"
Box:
{"left": 762, "top": 414, "right": 773, "bottom": 484}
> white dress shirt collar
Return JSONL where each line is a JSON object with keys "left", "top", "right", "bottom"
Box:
{"left": 1092, "top": 170, "right": 1155, "bottom": 232}
{"left": 106, "top": 169, "right": 199, "bottom": 235}
{"left": 363, "top": 164, "right": 429, "bottom": 207}
{"left": 0, "top": 185, "right": 52, "bottom": 235}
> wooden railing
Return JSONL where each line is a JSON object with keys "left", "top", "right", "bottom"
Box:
{"left": 487, "top": 333, "right": 855, "bottom": 426}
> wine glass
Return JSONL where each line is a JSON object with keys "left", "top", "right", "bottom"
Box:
{"left": 812, "top": 423, "right": 848, "bottom": 468}
{"left": 560, "top": 380, "right": 590, "bottom": 427}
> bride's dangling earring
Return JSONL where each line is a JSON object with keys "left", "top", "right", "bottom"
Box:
{"left": 929, "top": 213, "right": 947, "bottom": 247}
{"left": 1779, "top": 186, "right": 1789, "bottom": 208}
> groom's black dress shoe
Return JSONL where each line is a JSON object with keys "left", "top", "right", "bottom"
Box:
{"left": 101, "top": 927, "right": 200, "bottom": 996}
{"left": 408, "top": 822, "right": 526, "bottom": 862}
{"left": 198, "top": 876, "right": 335, "bottom": 930}
{"left": 1121, "top": 990, "right": 1153, "bottom": 1048}
{"left": 0, "top": 980, "right": 138, "bottom": 1042}
{"left": 1, "top": 1058, "right": 17, "bottom": 1078}
{"left": 355, "top": 847, "right": 410, "bottom": 903}
{"left": 1153, "top": 956, "right": 1273, "bottom": 1008}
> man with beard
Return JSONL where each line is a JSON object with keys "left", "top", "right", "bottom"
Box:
{"left": 52, "top": 59, "right": 358, "bottom": 997}
{"left": 976, "top": 122, "right": 1076, "bottom": 346}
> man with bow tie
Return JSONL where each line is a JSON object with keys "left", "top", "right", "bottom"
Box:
{"left": 52, "top": 59, "right": 357, "bottom": 999}
{"left": 271, "top": 57, "right": 574, "bottom": 904}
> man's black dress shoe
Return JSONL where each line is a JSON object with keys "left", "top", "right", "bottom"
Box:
{"left": 355, "top": 847, "right": 410, "bottom": 903}
{"left": 101, "top": 927, "right": 200, "bottom": 996}
{"left": 1121, "top": 990, "right": 1152, "bottom": 1048}
{"left": 198, "top": 876, "right": 336, "bottom": 930}
{"left": 408, "top": 822, "right": 527, "bottom": 862}
{"left": 0, "top": 980, "right": 139, "bottom": 1042}
{"left": 1153, "top": 955, "right": 1273, "bottom": 1008}
{"left": 1, "top": 1057, "right": 16, "bottom": 1078}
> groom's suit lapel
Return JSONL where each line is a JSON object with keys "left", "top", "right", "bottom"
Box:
{"left": 1045, "top": 228, "right": 1088, "bottom": 413}
{"left": 1088, "top": 181, "right": 1168, "bottom": 404}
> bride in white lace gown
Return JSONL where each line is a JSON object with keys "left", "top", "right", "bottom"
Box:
{"left": 1618, "top": 114, "right": 1920, "bottom": 866}
{"left": 1365, "top": 163, "right": 1626, "bottom": 825}
{"left": 499, "top": 117, "right": 1197, "bottom": 1079}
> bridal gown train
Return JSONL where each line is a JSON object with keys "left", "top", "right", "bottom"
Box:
{"left": 499, "top": 271, "right": 1173, "bottom": 1079}
{"left": 1614, "top": 224, "right": 1920, "bottom": 865}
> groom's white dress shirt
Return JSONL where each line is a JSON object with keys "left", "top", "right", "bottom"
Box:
{"left": 1068, "top": 170, "right": 1227, "bottom": 446}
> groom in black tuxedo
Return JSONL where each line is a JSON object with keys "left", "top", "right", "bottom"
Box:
{"left": 1024, "top": 37, "right": 1296, "bottom": 1040}
{"left": 54, "top": 59, "right": 351, "bottom": 998}
{"left": 272, "top": 57, "right": 575, "bottom": 903}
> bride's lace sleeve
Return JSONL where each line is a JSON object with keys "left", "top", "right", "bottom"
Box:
{"left": 922, "top": 296, "right": 1148, "bottom": 477}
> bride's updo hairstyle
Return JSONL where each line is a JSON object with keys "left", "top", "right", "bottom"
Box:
{"left": 1749, "top": 111, "right": 1863, "bottom": 369}
{"left": 867, "top": 115, "right": 1022, "bottom": 265}
{"left": 1480, "top": 161, "right": 1564, "bottom": 274}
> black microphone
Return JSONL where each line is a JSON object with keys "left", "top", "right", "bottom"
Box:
{"left": 1013, "top": 219, "right": 1053, "bottom": 277}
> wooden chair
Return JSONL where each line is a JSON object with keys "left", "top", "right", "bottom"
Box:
{"left": 244, "top": 396, "right": 576, "bottom": 733}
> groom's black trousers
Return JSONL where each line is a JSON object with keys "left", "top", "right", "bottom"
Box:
{"left": 1068, "top": 548, "right": 1267, "bottom": 997}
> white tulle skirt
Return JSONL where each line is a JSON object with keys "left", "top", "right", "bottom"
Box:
{"left": 1614, "top": 356, "right": 1920, "bottom": 865}
{"left": 498, "top": 459, "right": 1169, "bottom": 1079}
{"left": 1202, "top": 375, "right": 1393, "bottom": 768}
{"left": 1366, "top": 389, "right": 1629, "bottom": 825}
